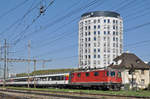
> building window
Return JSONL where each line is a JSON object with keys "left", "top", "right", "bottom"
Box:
{"left": 85, "top": 26, "right": 87, "bottom": 30}
{"left": 104, "top": 49, "right": 106, "bottom": 52}
{"left": 85, "top": 55, "right": 88, "bottom": 59}
{"left": 88, "top": 20, "right": 91, "bottom": 24}
{"left": 104, "top": 37, "right": 106, "bottom": 41}
{"left": 98, "top": 60, "right": 100, "bottom": 65}
{"left": 98, "top": 42, "right": 100, "bottom": 47}
{"left": 85, "top": 32, "right": 87, "bottom": 36}
{"left": 85, "top": 61, "right": 87, "bottom": 65}
{"left": 116, "top": 32, "right": 118, "bottom": 35}
{"left": 94, "top": 49, "right": 96, "bottom": 52}
{"left": 141, "top": 79, "right": 145, "bottom": 85}
{"left": 88, "top": 32, "right": 90, "bottom": 35}
{"left": 108, "top": 19, "right": 110, "bottom": 23}
{"left": 113, "top": 37, "right": 115, "bottom": 41}
{"left": 104, "top": 31, "right": 106, "bottom": 35}
{"left": 88, "top": 37, "right": 90, "bottom": 41}
{"left": 88, "top": 55, "right": 91, "bottom": 59}
{"left": 88, "top": 61, "right": 90, "bottom": 65}
{"left": 98, "top": 25, "right": 100, "bottom": 29}
{"left": 116, "top": 43, "right": 118, "bottom": 47}
{"left": 94, "top": 43, "right": 96, "bottom": 47}
{"left": 113, "top": 43, "right": 115, "bottom": 47}
{"left": 113, "top": 25, "right": 115, "bottom": 29}
{"left": 107, "top": 37, "right": 110, "bottom": 41}
{"left": 94, "top": 37, "right": 96, "bottom": 41}
{"left": 104, "top": 19, "right": 106, "bottom": 23}
{"left": 94, "top": 25, "right": 96, "bottom": 29}
{"left": 141, "top": 70, "right": 144, "bottom": 75}
{"left": 85, "top": 43, "right": 87, "bottom": 47}
{"left": 98, "top": 55, "right": 100, "bottom": 58}
{"left": 116, "top": 26, "right": 118, "bottom": 30}
{"left": 116, "top": 37, "right": 118, "bottom": 42}
{"left": 108, "top": 31, "right": 110, "bottom": 35}
{"left": 113, "top": 31, "right": 115, "bottom": 35}
{"left": 88, "top": 26, "right": 90, "bottom": 30}
{"left": 88, "top": 44, "right": 90, "bottom": 47}
{"left": 94, "top": 31, "right": 96, "bottom": 35}
{"left": 116, "top": 20, "right": 118, "bottom": 24}
{"left": 113, "top": 20, "right": 115, "bottom": 23}
{"left": 94, "top": 19, "right": 96, "bottom": 23}
{"left": 98, "top": 49, "right": 100, "bottom": 52}
{"left": 85, "top": 49, "right": 87, "bottom": 53}
{"left": 85, "top": 38, "right": 87, "bottom": 41}
{"left": 85, "top": 21, "right": 87, "bottom": 24}
{"left": 94, "top": 60, "right": 96, "bottom": 64}
{"left": 98, "top": 31, "right": 100, "bottom": 35}
{"left": 88, "top": 49, "right": 90, "bottom": 53}
{"left": 94, "top": 55, "right": 96, "bottom": 58}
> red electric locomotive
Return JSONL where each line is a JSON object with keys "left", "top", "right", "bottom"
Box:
{"left": 70, "top": 69, "right": 122, "bottom": 90}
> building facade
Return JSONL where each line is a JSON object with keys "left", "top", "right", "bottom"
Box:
{"left": 78, "top": 11, "right": 123, "bottom": 69}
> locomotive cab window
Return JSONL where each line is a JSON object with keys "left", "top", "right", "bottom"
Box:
{"left": 77, "top": 73, "right": 81, "bottom": 77}
{"left": 86, "top": 72, "right": 89, "bottom": 77}
{"left": 107, "top": 71, "right": 109, "bottom": 76}
{"left": 71, "top": 74, "right": 74, "bottom": 78}
{"left": 94, "top": 72, "right": 99, "bottom": 76}
{"left": 111, "top": 71, "right": 115, "bottom": 77}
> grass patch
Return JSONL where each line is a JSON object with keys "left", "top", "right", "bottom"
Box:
{"left": 4, "top": 87, "right": 150, "bottom": 97}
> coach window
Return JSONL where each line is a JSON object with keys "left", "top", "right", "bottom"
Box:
{"left": 94, "top": 72, "right": 99, "bottom": 76}
{"left": 77, "top": 73, "right": 81, "bottom": 77}
{"left": 86, "top": 72, "right": 89, "bottom": 77}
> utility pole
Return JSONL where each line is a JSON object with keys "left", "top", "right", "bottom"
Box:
{"left": 27, "top": 40, "right": 31, "bottom": 88}
{"left": 3, "top": 39, "right": 7, "bottom": 88}
{"left": 42, "top": 61, "right": 45, "bottom": 70}
{"left": 6, "top": 43, "right": 9, "bottom": 79}
{"left": 42, "top": 60, "right": 51, "bottom": 70}
{"left": 33, "top": 60, "right": 36, "bottom": 88}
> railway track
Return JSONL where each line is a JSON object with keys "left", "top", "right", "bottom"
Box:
{"left": 0, "top": 88, "right": 150, "bottom": 99}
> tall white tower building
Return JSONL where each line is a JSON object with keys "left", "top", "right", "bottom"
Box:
{"left": 78, "top": 11, "right": 123, "bottom": 69}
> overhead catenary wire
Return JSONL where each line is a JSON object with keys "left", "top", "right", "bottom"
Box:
{"left": 9, "top": 0, "right": 103, "bottom": 56}
{"left": 12, "top": 0, "right": 54, "bottom": 46}
{"left": 0, "top": 1, "right": 40, "bottom": 37}
{"left": 124, "top": 21, "right": 150, "bottom": 32}
{"left": 23, "top": 0, "right": 104, "bottom": 49}
{"left": 17, "top": 0, "right": 101, "bottom": 44}
{"left": 0, "top": 0, "right": 29, "bottom": 19}
{"left": 115, "top": 0, "right": 135, "bottom": 12}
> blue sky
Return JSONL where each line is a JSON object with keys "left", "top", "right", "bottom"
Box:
{"left": 0, "top": 0, "right": 150, "bottom": 74}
